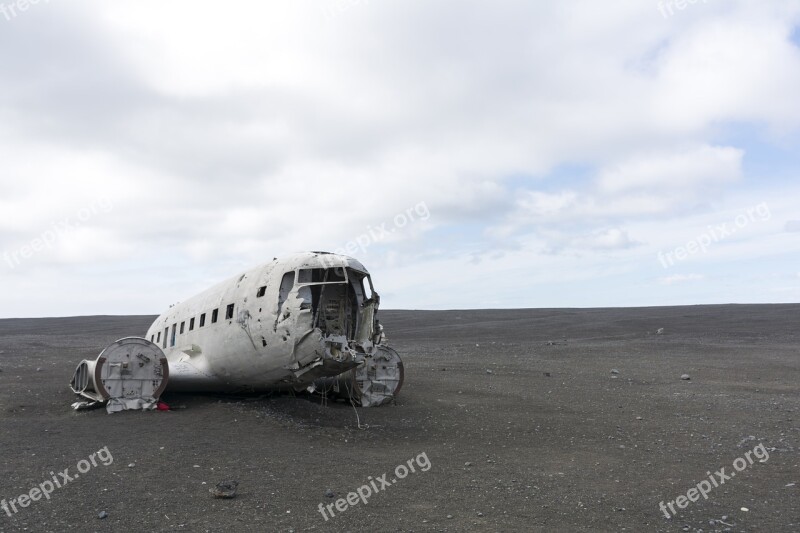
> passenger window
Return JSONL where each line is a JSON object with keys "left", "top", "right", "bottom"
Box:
{"left": 163, "top": 328, "right": 168, "bottom": 348}
{"left": 257, "top": 286, "right": 267, "bottom": 297}
{"left": 189, "top": 317, "right": 195, "bottom": 331}
{"left": 200, "top": 313, "right": 206, "bottom": 327}
{"left": 212, "top": 309, "right": 219, "bottom": 323}
{"left": 170, "top": 324, "right": 177, "bottom": 347}
{"left": 226, "top": 304, "right": 235, "bottom": 320}
{"left": 180, "top": 322, "right": 185, "bottom": 334}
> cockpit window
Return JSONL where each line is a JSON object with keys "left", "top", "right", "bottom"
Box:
{"left": 361, "top": 274, "right": 374, "bottom": 300}
{"left": 296, "top": 267, "right": 347, "bottom": 285}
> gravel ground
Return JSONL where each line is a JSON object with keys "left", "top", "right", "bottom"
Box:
{"left": 0, "top": 304, "right": 798, "bottom": 532}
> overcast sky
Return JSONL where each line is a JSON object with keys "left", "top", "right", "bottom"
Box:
{"left": 1, "top": 0, "right": 799, "bottom": 318}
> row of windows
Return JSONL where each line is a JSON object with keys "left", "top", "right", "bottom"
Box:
{"left": 151, "top": 283, "right": 271, "bottom": 349}
{"left": 153, "top": 303, "right": 236, "bottom": 349}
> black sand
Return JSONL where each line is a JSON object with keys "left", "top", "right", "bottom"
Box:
{"left": 0, "top": 305, "right": 798, "bottom": 532}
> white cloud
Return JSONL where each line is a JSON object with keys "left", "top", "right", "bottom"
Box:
{"left": 597, "top": 145, "right": 743, "bottom": 194}
{"left": 659, "top": 273, "right": 705, "bottom": 285}
{"left": 0, "top": 0, "right": 799, "bottom": 315}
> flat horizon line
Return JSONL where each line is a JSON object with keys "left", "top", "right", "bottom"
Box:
{"left": 1, "top": 301, "right": 799, "bottom": 321}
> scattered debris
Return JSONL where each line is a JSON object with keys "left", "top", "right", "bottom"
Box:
{"left": 98, "top": 511, "right": 108, "bottom": 519}
{"left": 786, "top": 483, "right": 796, "bottom": 487}
{"left": 656, "top": 328, "right": 665, "bottom": 335}
{"left": 681, "top": 374, "right": 691, "bottom": 381}
{"left": 157, "top": 402, "right": 171, "bottom": 411}
{"left": 210, "top": 480, "right": 239, "bottom": 499}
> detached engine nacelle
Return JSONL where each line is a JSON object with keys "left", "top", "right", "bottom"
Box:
{"left": 70, "top": 337, "right": 169, "bottom": 413}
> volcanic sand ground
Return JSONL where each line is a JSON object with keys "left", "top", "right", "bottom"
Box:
{"left": 0, "top": 305, "right": 798, "bottom": 532}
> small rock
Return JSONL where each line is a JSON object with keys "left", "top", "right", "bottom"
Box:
{"left": 656, "top": 328, "right": 664, "bottom": 335}
{"left": 127, "top": 463, "right": 135, "bottom": 468}
{"left": 446, "top": 515, "right": 453, "bottom": 519}
{"left": 325, "top": 489, "right": 335, "bottom": 498}
{"left": 36, "top": 368, "right": 42, "bottom": 372}
{"left": 543, "top": 372, "right": 551, "bottom": 377}
{"left": 477, "top": 512, "right": 484, "bottom": 517}
{"left": 681, "top": 374, "right": 691, "bottom": 381}
{"left": 464, "top": 462, "right": 472, "bottom": 467}
{"left": 441, "top": 367, "right": 446, "bottom": 371}
{"left": 210, "top": 480, "right": 239, "bottom": 499}
{"left": 611, "top": 369, "right": 620, "bottom": 375}
{"left": 636, "top": 416, "right": 643, "bottom": 420}
{"left": 486, "top": 369, "right": 493, "bottom": 375}
{"left": 740, "top": 507, "right": 749, "bottom": 512}
{"left": 98, "top": 511, "right": 108, "bottom": 519}
{"left": 786, "top": 482, "right": 796, "bottom": 487}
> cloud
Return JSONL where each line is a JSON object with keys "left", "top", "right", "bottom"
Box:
{"left": 659, "top": 273, "right": 705, "bottom": 285}
{"left": 597, "top": 145, "right": 743, "bottom": 194}
{"left": 1, "top": 1, "right": 800, "bottom": 315}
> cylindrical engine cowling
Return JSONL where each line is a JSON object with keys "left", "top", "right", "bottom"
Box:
{"left": 313, "top": 345, "right": 404, "bottom": 407}
{"left": 70, "top": 337, "right": 169, "bottom": 404}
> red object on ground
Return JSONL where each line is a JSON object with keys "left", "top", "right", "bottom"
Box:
{"left": 156, "top": 402, "right": 170, "bottom": 411}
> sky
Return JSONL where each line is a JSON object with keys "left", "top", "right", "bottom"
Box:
{"left": 1, "top": 0, "right": 799, "bottom": 317}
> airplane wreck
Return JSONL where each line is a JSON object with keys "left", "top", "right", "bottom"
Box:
{"left": 70, "top": 252, "right": 404, "bottom": 413}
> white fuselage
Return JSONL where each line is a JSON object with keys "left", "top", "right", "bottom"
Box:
{"left": 145, "top": 252, "right": 379, "bottom": 392}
